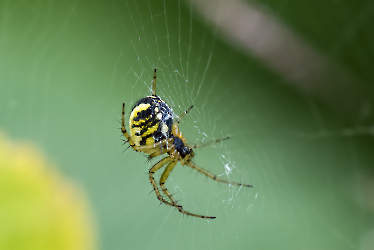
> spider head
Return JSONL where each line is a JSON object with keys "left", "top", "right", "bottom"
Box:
{"left": 189, "top": 149, "right": 194, "bottom": 157}
{"left": 179, "top": 146, "right": 194, "bottom": 158}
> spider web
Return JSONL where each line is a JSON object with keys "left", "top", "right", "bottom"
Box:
{"left": 1, "top": 0, "right": 374, "bottom": 250}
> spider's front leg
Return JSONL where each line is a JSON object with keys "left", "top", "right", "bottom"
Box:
{"left": 149, "top": 153, "right": 216, "bottom": 219}
{"left": 158, "top": 151, "right": 217, "bottom": 219}
{"left": 159, "top": 153, "right": 180, "bottom": 206}
{"left": 148, "top": 156, "right": 177, "bottom": 208}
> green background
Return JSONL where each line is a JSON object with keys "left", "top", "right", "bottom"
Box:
{"left": 1, "top": 0, "right": 374, "bottom": 249}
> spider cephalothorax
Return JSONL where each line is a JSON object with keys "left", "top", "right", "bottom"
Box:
{"left": 121, "top": 69, "right": 252, "bottom": 219}
{"left": 172, "top": 136, "right": 193, "bottom": 159}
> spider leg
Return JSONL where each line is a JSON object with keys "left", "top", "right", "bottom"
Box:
{"left": 186, "top": 162, "right": 252, "bottom": 187}
{"left": 121, "top": 103, "right": 138, "bottom": 150}
{"left": 147, "top": 148, "right": 166, "bottom": 161}
{"left": 157, "top": 151, "right": 217, "bottom": 219}
{"left": 152, "top": 68, "right": 157, "bottom": 96}
{"left": 174, "top": 104, "right": 229, "bottom": 149}
{"left": 139, "top": 138, "right": 174, "bottom": 152}
{"left": 159, "top": 156, "right": 179, "bottom": 205}
{"left": 149, "top": 156, "right": 175, "bottom": 207}
{"left": 186, "top": 136, "right": 230, "bottom": 149}
{"left": 176, "top": 105, "right": 193, "bottom": 124}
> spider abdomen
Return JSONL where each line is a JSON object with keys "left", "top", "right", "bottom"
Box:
{"left": 129, "top": 96, "right": 173, "bottom": 147}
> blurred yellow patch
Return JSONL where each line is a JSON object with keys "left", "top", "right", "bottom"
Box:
{"left": 0, "top": 132, "right": 97, "bottom": 250}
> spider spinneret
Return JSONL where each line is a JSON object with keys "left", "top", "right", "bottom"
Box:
{"left": 121, "top": 69, "right": 252, "bottom": 219}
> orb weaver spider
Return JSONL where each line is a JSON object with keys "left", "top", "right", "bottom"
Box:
{"left": 121, "top": 69, "right": 252, "bottom": 219}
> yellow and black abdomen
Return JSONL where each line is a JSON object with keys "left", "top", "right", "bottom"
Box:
{"left": 129, "top": 96, "right": 173, "bottom": 147}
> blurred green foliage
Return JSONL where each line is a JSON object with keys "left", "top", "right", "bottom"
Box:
{"left": 0, "top": 132, "right": 96, "bottom": 250}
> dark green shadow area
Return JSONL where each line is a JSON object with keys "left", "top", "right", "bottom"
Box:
{"left": 0, "top": 1, "right": 373, "bottom": 250}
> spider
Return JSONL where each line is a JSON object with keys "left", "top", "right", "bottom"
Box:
{"left": 121, "top": 69, "right": 252, "bottom": 219}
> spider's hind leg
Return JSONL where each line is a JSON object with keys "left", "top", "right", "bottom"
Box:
{"left": 121, "top": 103, "right": 137, "bottom": 150}
{"left": 147, "top": 150, "right": 163, "bottom": 162}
